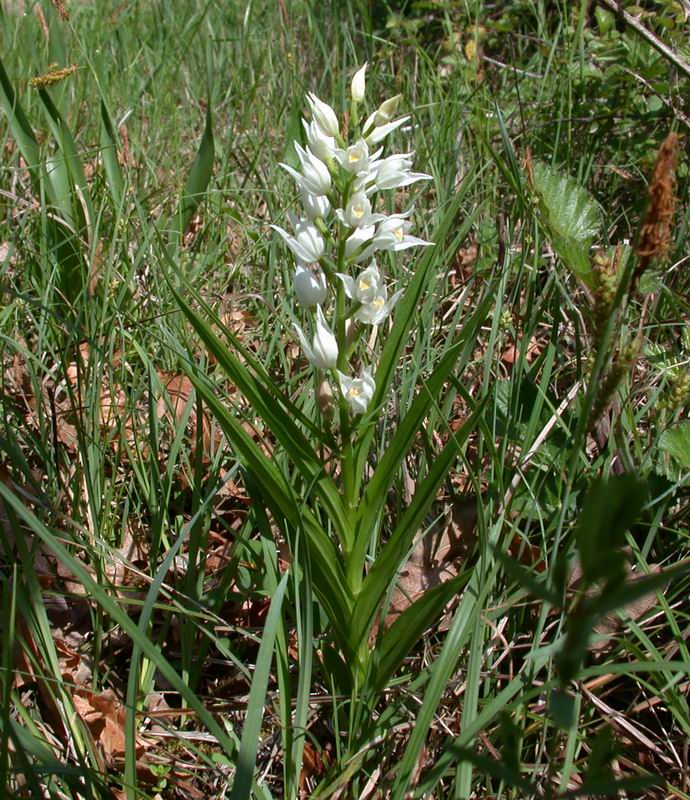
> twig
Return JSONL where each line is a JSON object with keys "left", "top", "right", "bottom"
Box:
{"left": 499, "top": 380, "right": 582, "bottom": 515}
{"left": 623, "top": 67, "right": 690, "bottom": 131}
{"left": 597, "top": 0, "right": 690, "bottom": 80}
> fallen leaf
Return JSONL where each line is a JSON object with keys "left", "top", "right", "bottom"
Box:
{"left": 156, "top": 371, "right": 220, "bottom": 456}
{"left": 72, "top": 687, "right": 132, "bottom": 767}
{"left": 382, "top": 496, "right": 477, "bottom": 632}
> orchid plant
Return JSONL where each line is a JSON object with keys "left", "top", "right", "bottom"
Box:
{"left": 175, "top": 65, "right": 489, "bottom": 705}
{"left": 271, "top": 64, "right": 432, "bottom": 513}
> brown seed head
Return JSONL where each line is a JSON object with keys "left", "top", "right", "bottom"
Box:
{"left": 29, "top": 63, "right": 78, "bottom": 89}
{"left": 635, "top": 132, "right": 680, "bottom": 281}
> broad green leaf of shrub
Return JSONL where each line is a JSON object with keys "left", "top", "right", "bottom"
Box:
{"left": 531, "top": 161, "right": 602, "bottom": 288}
{"left": 658, "top": 421, "right": 690, "bottom": 470}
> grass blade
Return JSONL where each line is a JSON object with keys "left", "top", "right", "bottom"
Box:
{"left": 229, "top": 572, "right": 289, "bottom": 800}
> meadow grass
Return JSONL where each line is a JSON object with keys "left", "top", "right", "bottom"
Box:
{"left": 0, "top": 1, "right": 689, "bottom": 798}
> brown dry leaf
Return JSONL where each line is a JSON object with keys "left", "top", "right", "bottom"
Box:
{"left": 72, "top": 688, "right": 127, "bottom": 766}
{"left": 87, "top": 239, "right": 103, "bottom": 296}
{"left": 99, "top": 386, "right": 127, "bottom": 431}
{"left": 380, "top": 498, "right": 477, "bottom": 633}
{"left": 220, "top": 307, "right": 254, "bottom": 337}
{"left": 448, "top": 241, "right": 478, "bottom": 288}
{"left": 56, "top": 636, "right": 92, "bottom": 687}
{"left": 567, "top": 562, "right": 663, "bottom": 654}
{"left": 4, "top": 339, "right": 31, "bottom": 398}
{"left": 300, "top": 741, "right": 332, "bottom": 797}
{"left": 591, "top": 565, "right": 663, "bottom": 653}
{"left": 183, "top": 213, "right": 204, "bottom": 248}
{"left": 156, "top": 371, "right": 220, "bottom": 456}
{"left": 500, "top": 336, "right": 543, "bottom": 367}
{"left": 101, "top": 527, "right": 150, "bottom": 597}
{"left": 226, "top": 220, "right": 245, "bottom": 262}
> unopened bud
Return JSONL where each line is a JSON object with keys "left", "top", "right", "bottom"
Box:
{"left": 351, "top": 63, "right": 367, "bottom": 103}
{"left": 374, "top": 94, "right": 402, "bottom": 126}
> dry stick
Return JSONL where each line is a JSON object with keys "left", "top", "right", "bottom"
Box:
{"left": 580, "top": 685, "right": 677, "bottom": 766}
{"left": 623, "top": 67, "right": 690, "bottom": 130}
{"left": 499, "top": 380, "right": 582, "bottom": 516}
{"left": 597, "top": 0, "right": 690, "bottom": 81}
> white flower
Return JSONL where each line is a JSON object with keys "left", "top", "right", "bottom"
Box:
{"left": 335, "top": 139, "right": 379, "bottom": 175}
{"left": 280, "top": 143, "right": 331, "bottom": 196}
{"left": 271, "top": 214, "right": 324, "bottom": 264}
{"left": 335, "top": 192, "right": 385, "bottom": 229}
{"left": 344, "top": 224, "right": 376, "bottom": 262}
{"left": 356, "top": 286, "right": 404, "bottom": 326}
{"left": 351, "top": 63, "right": 367, "bottom": 103}
{"left": 337, "top": 366, "right": 376, "bottom": 415}
{"left": 336, "top": 262, "right": 381, "bottom": 304}
{"left": 294, "top": 265, "right": 327, "bottom": 307}
{"left": 294, "top": 305, "right": 338, "bottom": 369}
{"left": 371, "top": 210, "right": 433, "bottom": 253}
{"left": 301, "top": 188, "right": 330, "bottom": 221}
{"left": 306, "top": 92, "right": 340, "bottom": 138}
{"left": 365, "top": 115, "right": 411, "bottom": 145}
{"left": 302, "top": 119, "right": 336, "bottom": 163}
{"left": 370, "top": 152, "right": 432, "bottom": 192}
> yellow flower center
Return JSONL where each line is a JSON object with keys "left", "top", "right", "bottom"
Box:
{"left": 373, "top": 297, "right": 385, "bottom": 308}
{"left": 348, "top": 386, "right": 361, "bottom": 398}
{"left": 394, "top": 226, "right": 404, "bottom": 241}
{"left": 352, "top": 204, "right": 365, "bottom": 218}
{"left": 359, "top": 278, "right": 371, "bottom": 291}
{"left": 348, "top": 152, "right": 360, "bottom": 163}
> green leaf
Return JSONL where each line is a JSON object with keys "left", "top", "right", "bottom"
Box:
{"left": 99, "top": 99, "right": 125, "bottom": 208}
{"left": 38, "top": 87, "right": 95, "bottom": 233}
{"left": 353, "top": 173, "right": 480, "bottom": 484}
{"left": 373, "top": 572, "right": 467, "bottom": 692}
{"left": 595, "top": 558, "right": 690, "bottom": 618}
{"left": 492, "top": 547, "right": 561, "bottom": 607}
{"left": 350, "top": 289, "right": 493, "bottom": 582}
{"left": 658, "top": 421, "right": 690, "bottom": 470}
{"left": 172, "top": 288, "right": 352, "bottom": 549}
{"left": 0, "top": 482, "right": 239, "bottom": 762}
{"left": 175, "top": 362, "right": 354, "bottom": 650}
{"left": 230, "top": 572, "right": 289, "bottom": 800}
{"left": 575, "top": 475, "right": 648, "bottom": 585}
{"left": 550, "top": 689, "right": 577, "bottom": 730}
{"left": 172, "top": 106, "right": 215, "bottom": 240}
{"left": 530, "top": 161, "right": 602, "bottom": 288}
{"left": 0, "top": 56, "right": 55, "bottom": 204}
{"left": 351, "top": 400, "right": 486, "bottom": 650}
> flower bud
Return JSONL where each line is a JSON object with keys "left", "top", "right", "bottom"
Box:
{"left": 300, "top": 188, "right": 331, "bottom": 221}
{"left": 293, "top": 305, "right": 339, "bottom": 370}
{"left": 293, "top": 265, "right": 328, "bottom": 307}
{"left": 307, "top": 93, "right": 340, "bottom": 138}
{"left": 374, "top": 94, "right": 402, "bottom": 126}
{"left": 351, "top": 63, "right": 367, "bottom": 103}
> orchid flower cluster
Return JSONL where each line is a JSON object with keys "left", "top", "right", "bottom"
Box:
{"left": 271, "top": 64, "right": 432, "bottom": 420}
